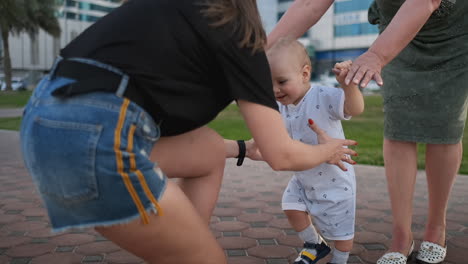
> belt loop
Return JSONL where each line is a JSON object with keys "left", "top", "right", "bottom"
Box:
{"left": 48, "top": 56, "right": 63, "bottom": 80}
{"left": 116, "top": 74, "right": 129, "bottom": 97}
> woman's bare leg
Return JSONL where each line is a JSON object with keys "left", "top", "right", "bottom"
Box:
{"left": 383, "top": 139, "right": 417, "bottom": 254}
{"left": 151, "top": 126, "right": 225, "bottom": 222}
{"left": 424, "top": 142, "right": 462, "bottom": 245}
{"left": 96, "top": 181, "right": 227, "bottom": 264}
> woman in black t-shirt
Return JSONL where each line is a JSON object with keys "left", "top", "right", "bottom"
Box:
{"left": 20, "top": 0, "right": 357, "bottom": 263}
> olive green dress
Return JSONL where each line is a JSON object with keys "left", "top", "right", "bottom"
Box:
{"left": 369, "top": 0, "right": 468, "bottom": 144}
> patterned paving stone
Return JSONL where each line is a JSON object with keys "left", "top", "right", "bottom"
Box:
{"left": 81, "top": 255, "right": 104, "bottom": 263}
{"left": 1, "top": 138, "right": 468, "bottom": 263}
{"left": 2, "top": 221, "right": 48, "bottom": 232}
{"left": 0, "top": 214, "right": 24, "bottom": 224}
{"left": 50, "top": 234, "right": 96, "bottom": 246}
{"left": 243, "top": 228, "right": 284, "bottom": 239}
{"left": 5, "top": 243, "right": 55, "bottom": 257}
{"left": 276, "top": 235, "right": 302, "bottom": 247}
{"left": 213, "top": 208, "right": 242, "bottom": 217}
{"left": 450, "top": 235, "right": 468, "bottom": 249}
{"left": 237, "top": 213, "right": 274, "bottom": 223}
{"left": 75, "top": 241, "right": 121, "bottom": 255}
{"left": 0, "top": 256, "right": 9, "bottom": 264}
{"left": 30, "top": 252, "right": 82, "bottom": 264}
{"left": 105, "top": 250, "right": 143, "bottom": 264}
{"left": 218, "top": 237, "right": 258, "bottom": 249}
{"left": 354, "top": 231, "right": 389, "bottom": 244}
{"left": 9, "top": 257, "right": 31, "bottom": 264}
{"left": 212, "top": 221, "right": 250, "bottom": 232}
{"left": 0, "top": 237, "right": 31, "bottom": 248}
{"left": 227, "top": 256, "right": 265, "bottom": 264}
{"left": 247, "top": 245, "right": 296, "bottom": 259}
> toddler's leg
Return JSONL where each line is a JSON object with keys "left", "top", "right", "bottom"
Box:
{"left": 285, "top": 210, "right": 330, "bottom": 264}
{"left": 330, "top": 239, "right": 353, "bottom": 264}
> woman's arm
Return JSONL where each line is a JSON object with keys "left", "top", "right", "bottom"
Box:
{"left": 237, "top": 100, "right": 357, "bottom": 171}
{"left": 345, "top": 0, "right": 442, "bottom": 87}
{"left": 267, "top": 0, "right": 442, "bottom": 88}
{"left": 267, "top": 0, "right": 334, "bottom": 49}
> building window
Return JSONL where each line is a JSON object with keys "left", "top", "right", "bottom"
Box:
{"left": 334, "top": 23, "right": 378, "bottom": 37}
{"left": 334, "top": 0, "right": 374, "bottom": 14}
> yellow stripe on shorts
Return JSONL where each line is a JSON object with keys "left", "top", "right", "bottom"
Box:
{"left": 127, "top": 124, "right": 164, "bottom": 216}
{"left": 114, "top": 99, "right": 150, "bottom": 224}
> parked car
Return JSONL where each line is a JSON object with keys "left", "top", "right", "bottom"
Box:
{"left": 1, "top": 77, "right": 27, "bottom": 91}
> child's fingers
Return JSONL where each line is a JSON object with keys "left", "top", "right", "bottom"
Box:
{"left": 339, "top": 68, "right": 349, "bottom": 78}
{"left": 335, "top": 60, "right": 353, "bottom": 70}
{"left": 332, "top": 68, "right": 341, "bottom": 75}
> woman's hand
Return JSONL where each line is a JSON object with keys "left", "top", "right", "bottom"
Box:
{"left": 307, "top": 119, "right": 358, "bottom": 171}
{"left": 344, "top": 50, "right": 384, "bottom": 88}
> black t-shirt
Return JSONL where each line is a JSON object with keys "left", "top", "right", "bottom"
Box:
{"left": 61, "top": 0, "right": 278, "bottom": 136}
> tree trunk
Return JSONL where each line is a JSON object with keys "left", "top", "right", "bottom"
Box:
{"left": 1, "top": 28, "right": 12, "bottom": 91}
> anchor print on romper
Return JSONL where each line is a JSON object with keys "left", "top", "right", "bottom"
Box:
{"left": 316, "top": 104, "right": 320, "bottom": 109}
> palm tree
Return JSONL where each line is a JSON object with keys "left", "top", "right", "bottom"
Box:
{"left": 0, "top": 0, "right": 60, "bottom": 91}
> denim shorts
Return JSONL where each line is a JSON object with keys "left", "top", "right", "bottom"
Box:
{"left": 20, "top": 58, "right": 167, "bottom": 232}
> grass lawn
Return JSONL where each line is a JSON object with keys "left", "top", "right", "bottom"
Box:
{"left": 209, "top": 96, "right": 468, "bottom": 175}
{"left": 1, "top": 93, "right": 467, "bottom": 174}
{"left": 0, "top": 117, "right": 22, "bottom": 131}
{"left": 0, "top": 90, "right": 33, "bottom": 108}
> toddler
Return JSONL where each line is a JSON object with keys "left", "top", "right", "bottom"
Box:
{"left": 266, "top": 38, "right": 364, "bottom": 264}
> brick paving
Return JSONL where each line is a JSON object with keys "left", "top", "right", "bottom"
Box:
{"left": 1, "top": 129, "right": 467, "bottom": 264}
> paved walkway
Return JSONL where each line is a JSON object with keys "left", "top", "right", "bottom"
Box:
{"left": 0, "top": 108, "right": 23, "bottom": 118}
{"left": 0, "top": 129, "right": 467, "bottom": 264}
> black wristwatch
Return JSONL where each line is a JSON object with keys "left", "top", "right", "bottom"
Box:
{"left": 236, "top": 140, "right": 246, "bottom": 166}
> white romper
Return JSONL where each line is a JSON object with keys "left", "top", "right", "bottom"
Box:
{"left": 280, "top": 84, "right": 356, "bottom": 241}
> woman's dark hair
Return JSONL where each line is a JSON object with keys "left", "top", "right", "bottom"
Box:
{"left": 200, "top": 0, "right": 266, "bottom": 53}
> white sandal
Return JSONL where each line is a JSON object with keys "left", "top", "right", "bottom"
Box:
{"left": 376, "top": 241, "right": 414, "bottom": 264}
{"left": 415, "top": 241, "right": 447, "bottom": 264}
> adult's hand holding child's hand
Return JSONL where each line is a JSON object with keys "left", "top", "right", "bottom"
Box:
{"left": 344, "top": 50, "right": 384, "bottom": 88}
{"left": 333, "top": 60, "right": 353, "bottom": 87}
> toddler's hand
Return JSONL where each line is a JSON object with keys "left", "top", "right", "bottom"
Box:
{"left": 333, "top": 60, "right": 353, "bottom": 88}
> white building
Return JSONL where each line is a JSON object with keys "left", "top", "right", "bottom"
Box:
{"left": 0, "top": 0, "right": 120, "bottom": 81}
{"left": 1, "top": 0, "right": 379, "bottom": 81}
{"left": 258, "top": 0, "right": 379, "bottom": 77}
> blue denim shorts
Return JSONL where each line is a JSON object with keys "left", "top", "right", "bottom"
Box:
{"left": 20, "top": 58, "right": 167, "bottom": 232}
